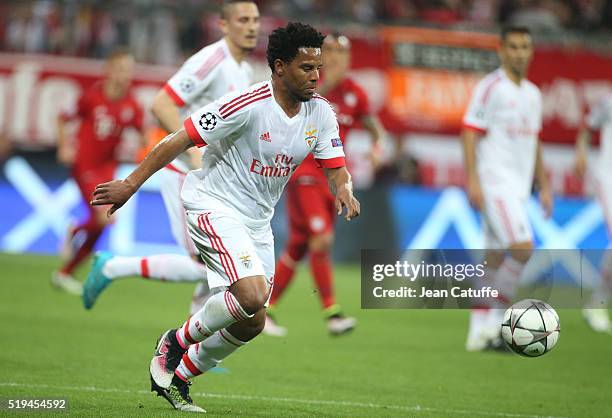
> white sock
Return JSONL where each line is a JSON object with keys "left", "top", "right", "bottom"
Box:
{"left": 190, "top": 282, "right": 211, "bottom": 316}
{"left": 102, "top": 254, "right": 206, "bottom": 282}
{"left": 175, "top": 329, "right": 246, "bottom": 380}
{"left": 176, "top": 290, "right": 252, "bottom": 347}
{"left": 492, "top": 257, "right": 525, "bottom": 308}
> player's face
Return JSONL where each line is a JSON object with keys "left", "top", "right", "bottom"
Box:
{"left": 221, "top": 2, "right": 260, "bottom": 52}
{"left": 106, "top": 55, "right": 134, "bottom": 89}
{"left": 499, "top": 32, "right": 533, "bottom": 77}
{"left": 282, "top": 47, "right": 322, "bottom": 102}
{"left": 322, "top": 37, "right": 350, "bottom": 75}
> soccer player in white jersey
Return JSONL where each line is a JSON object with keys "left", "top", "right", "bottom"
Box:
{"left": 575, "top": 93, "right": 612, "bottom": 333}
{"left": 82, "top": 1, "right": 260, "bottom": 314}
{"left": 91, "top": 22, "right": 360, "bottom": 412}
{"left": 462, "top": 26, "right": 553, "bottom": 352}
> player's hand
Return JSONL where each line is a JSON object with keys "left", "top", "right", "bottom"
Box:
{"left": 466, "top": 178, "right": 484, "bottom": 211}
{"left": 574, "top": 149, "right": 588, "bottom": 179}
{"left": 335, "top": 185, "right": 360, "bottom": 221}
{"left": 540, "top": 188, "right": 553, "bottom": 219}
{"left": 57, "top": 146, "right": 75, "bottom": 167}
{"left": 90, "top": 179, "right": 137, "bottom": 216}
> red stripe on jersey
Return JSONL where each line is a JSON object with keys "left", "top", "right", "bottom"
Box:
{"left": 184, "top": 118, "right": 208, "bottom": 147}
{"left": 195, "top": 48, "right": 225, "bottom": 79}
{"left": 204, "top": 213, "right": 239, "bottom": 283}
{"left": 462, "top": 123, "right": 487, "bottom": 134}
{"left": 480, "top": 74, "right": 503, "bottom": 107}
{"left": 182, "top": 352, "right": 203, "bottom": 376}
{"left": 163, "top": 84, "right": 186, "bottom": 107}
{"left": 164, "top": 163, "right": 186, "bottom": 174}
{"left": 140, "top": 258, "right": 150, "bottom": 278}
{"left": 315, "top": 156, "right": 346, "bottom": 169}
{"left": 221, "top": 92, "right": 272, "bottom": 119}
{"left": 219, "top": 85, "right": 270, "bottom": 113}
{"left": 313, "top": 93, "right": 332, "bottom": 106}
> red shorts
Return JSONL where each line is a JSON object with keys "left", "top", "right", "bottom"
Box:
{"left": 72, "top": 163, "right": 116, "bottom": 210}
{"left": 286, "top": 174, "right": 336, "bottom": 242}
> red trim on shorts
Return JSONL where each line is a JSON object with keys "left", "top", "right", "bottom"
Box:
{"left": 219, "top": 329, "right": 242, "bottom": 347}
{"left": 140, "top": 258, "right": 150, "bottom": 278}
{"left": 183, "top": 317, "right": 197, "bottom": 345}
{"left": 181, "top": 352, "right": 203, "bottom": 376}
{"left": 184, "top": 118, "right": 208, "bottom": 148}
{"left": 315, "top": 156, "right": 346, "bottom": 169}
{"left": 163, "top": 84, "right": 186, "bottom": 107}
{"left": 495, "top": 199, "right": 516, "bottom": 243}
{"left": 203, "top": 213, "right": 240, "bottom": 283}
{"left": 197, "top": 214, "right": 239, "bottom": 283}
{"left": 462, "top": 123, "right": 487, "bottom": 134}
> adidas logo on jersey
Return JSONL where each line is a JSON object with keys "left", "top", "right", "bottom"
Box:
{"left": 260, "top": 132, "right": 271, "bottom": 142}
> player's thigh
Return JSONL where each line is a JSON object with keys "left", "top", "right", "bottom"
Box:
{"left": 159, "top": 168, "right": 198, "bottom": 256}
{"left": 482, "top": 194, "right": 532, "bottom": 249}
{"left": 185, "top": 210, "right": 267, "bottom": 290}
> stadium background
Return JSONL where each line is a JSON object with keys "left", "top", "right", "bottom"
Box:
{"left": 1, "top": 1, "right": 612, "bottom": 417}
{"left": 1, "top": 1, "right": 611, "bottom": 270}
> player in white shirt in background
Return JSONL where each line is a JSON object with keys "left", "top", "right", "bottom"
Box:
{"left": 462, "top": 26, "right": 553, "bottom": 352}
{"left": 91, "top": 22, "right": 360, "bottom": 412}
{"left": 575, "top": 93, "right": 612, "bottom": 333}
{"left": 82, "top": 0, "right": 260, "bottom": 314}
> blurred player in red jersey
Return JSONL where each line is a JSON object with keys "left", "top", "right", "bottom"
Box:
{"left": 264, "top": 33, "right": 386, "bottom": 336}
{"left": 53, "top": 48, "right": 144, "bottom": 294}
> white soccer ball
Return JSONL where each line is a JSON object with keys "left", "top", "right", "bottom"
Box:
{"left": 501, "top": 299, "right": 560, "bottom": 357}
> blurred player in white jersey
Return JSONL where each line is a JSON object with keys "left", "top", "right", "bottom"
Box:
{"left": 575, "top": 93, "right": 612, "bottom": 333}
{"left": 91, "top": 22, "right": 360, "bottom": 412}
{"left": 82, "top": 0, "right": 260, "bottom": 314}
{"left": 462, "top": 26, "right": 552, "bottom": 351}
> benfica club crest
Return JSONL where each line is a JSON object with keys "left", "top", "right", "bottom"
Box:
{"left": 304, "top": 126, "right": 317, "bottom": 148}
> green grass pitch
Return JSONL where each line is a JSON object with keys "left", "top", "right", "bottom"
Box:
{"left": 0, "top": 253, "right": 610, "bottom": 417}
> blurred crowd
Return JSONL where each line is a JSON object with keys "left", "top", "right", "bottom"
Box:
{"left": 0, "top": 0, "right": 610, "bottom": 65}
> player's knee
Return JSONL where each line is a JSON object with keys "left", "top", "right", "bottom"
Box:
{"left": 226, "top": 309, "right": 266, "bottom": 341}
{"left": 308, "top": 232, "right": 334, "bottom": 253}
{"left": 231, "top": 275, "right": 269, "bottom": 315}
{"left": 508, "top": 242, "right": 533, "bottom": 264}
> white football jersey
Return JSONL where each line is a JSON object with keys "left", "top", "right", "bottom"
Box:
{"left": 163, "top": 38, "right": 253, "bottom": 172}
{"left": 585, "top": 94, "right": 612, "bottom": 180}
{"left": 181, "top": 81, "right": 345, "bottom": 228}
{"left": 463, "top": 68, "right": 542, "bottom": 198}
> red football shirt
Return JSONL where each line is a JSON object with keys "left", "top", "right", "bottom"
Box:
{"left": 293, "top": 77, "right": 370, "bottom": 180}
{"left": 62, "top": 81, "right": 144, "bottom": 171}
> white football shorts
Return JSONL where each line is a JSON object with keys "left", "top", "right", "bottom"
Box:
{"left": 185, "top": 206, "right": 275, "bottom": 290}
{"left": 482, "top": 192, "right": 533, "bottom": 249}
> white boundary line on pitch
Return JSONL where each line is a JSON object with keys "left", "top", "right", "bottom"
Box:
{"left": 0, "top": 382, "right": 566, "bottom": 418}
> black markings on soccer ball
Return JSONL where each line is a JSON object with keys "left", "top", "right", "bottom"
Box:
{"left": 199, "top": 113, "right": 217, "bottom": 131}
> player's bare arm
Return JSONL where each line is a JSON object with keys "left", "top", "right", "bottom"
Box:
{"left": 91, "top": 128, "right": 193, "bottom": 215}
{"left": 461, "top": 128, "right": 483, "bottom": 211}
{"left": 56, "top": 117, "right": 74, "bottom": 167}
{"left": 361, "top": 114, "right": 386, "bottom": 168}
{"left": 325, "top": 166, "right": 360, "bottom": 220}
{"left": 535, "top": 140, "right": 553, "bottom": 218}
{"left": 574, "top": 127, "right": 592, "bottom": 179}
{"left": 151, "top": 90, "right": 202, "bottom": 170}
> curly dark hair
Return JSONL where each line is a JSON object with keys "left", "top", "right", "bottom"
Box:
{"left": 266, "top": 22, "right": 325, "bottom": 72}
